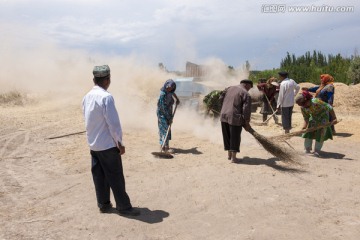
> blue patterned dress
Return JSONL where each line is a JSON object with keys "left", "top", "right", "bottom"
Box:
{"left": 308, "top": 84, "right": 334, "bottom": 105}
{"left": 157, "top": 91, "right": 174, "bottom": 147}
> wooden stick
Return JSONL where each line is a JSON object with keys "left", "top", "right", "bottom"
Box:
{"left": 47, "top": 131, "right": 86, "bottom": 140}
{"left": 263, "top": 110, "right": 278, "bottom": 123}
{"left": 160, "top": 104, "right": 178, "bottom": 151}
{"left": 273, "top": 120, "right": 340, "bottom": 141}
{"left": 284, "top": 140, "right": 295, "bottom": 150}
{"left": 263, "top": 94, "right": 278, "bottom": 123}
{"left": 210, "top": 108, "right": 220, "bottom": 114}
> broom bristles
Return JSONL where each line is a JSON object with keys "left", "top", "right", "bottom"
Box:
{"left": 249, "top": 130, "right": 301, "bottom": 164}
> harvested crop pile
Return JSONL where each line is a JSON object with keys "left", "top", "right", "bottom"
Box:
{"left": 332, "top": 83, "right": 360, "bottom": 111}
{"left": 298, "top": 82, "right": 360, "bottom": 112}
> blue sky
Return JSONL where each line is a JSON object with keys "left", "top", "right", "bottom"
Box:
{"left": 1, "top": 0, "right": 359, "bottom": 71}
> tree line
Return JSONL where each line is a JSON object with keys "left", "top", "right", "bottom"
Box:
{"left": 248, "top": 50, "right": 360, "bottom": 85}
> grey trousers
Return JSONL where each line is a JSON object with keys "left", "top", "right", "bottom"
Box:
{"left": 281, "top": 106, "right": 294, "bottom": 130}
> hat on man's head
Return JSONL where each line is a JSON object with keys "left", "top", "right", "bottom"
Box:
{"left": 278, "top": 71, "right": 288, "bottom": 77}
{"left": 240, "top": 79, "right": 253, "bottom": 87}
{"left": 93, "top": 65, "right": 110, "bottom": 77}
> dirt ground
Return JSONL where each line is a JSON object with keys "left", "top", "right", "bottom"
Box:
{"left": 1, "top": 84, "right": 360, "bottom": 240}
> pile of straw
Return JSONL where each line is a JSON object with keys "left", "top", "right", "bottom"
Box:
{"left": 248, "top": 128, "right": 301, "bottom": 164}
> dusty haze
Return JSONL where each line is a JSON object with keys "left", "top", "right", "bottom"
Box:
{"left": 0, "top": 30, "right": 252, "bottom": 146}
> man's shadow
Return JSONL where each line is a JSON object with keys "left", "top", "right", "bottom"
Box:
{"left": 233, "top": 156, "right": 307, "bottom": 173}
{"left": 105, "top": 207, "right": 169, "bottom": 223}
{"left": 172, "top": 147, "right": 202, "bottom": 155}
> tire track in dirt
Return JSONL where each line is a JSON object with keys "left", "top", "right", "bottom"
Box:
{"left": 0, "top": 131, "right": 26, "bottom": 159}
{"left": 0, "top": 130, "right": 33, "bottom": 206}
{"left": 0, "top": 116, "right": 83, "bottom": 211}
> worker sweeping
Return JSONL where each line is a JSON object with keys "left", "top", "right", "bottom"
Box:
{"left": 156, "top": 79, "right": 180, "bottom": 153}
{"left": 295, "top": 91, "right": 338, "bottom": 157}
{"left": 257, "top": 77, "right": 279, "bottom": 123}
{"left": 219, "top": 79, "right": 253, "bottom": 163}
{"left": 203, "top": 89, "right": 227, "bottom": 118}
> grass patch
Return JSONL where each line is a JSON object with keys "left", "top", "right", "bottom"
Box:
{"left": 0, "top": 91, "right": 27, "bottom": 106}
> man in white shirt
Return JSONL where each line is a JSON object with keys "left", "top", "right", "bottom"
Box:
{"left": 276, "top": 71, "right": 300, "bottom": 133}
{"left": 82, "top": 65, "right": 140, "bottom": 216}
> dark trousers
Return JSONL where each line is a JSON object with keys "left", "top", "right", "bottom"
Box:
{"left": 281, "top": 106, "right": 293, "bottom": 130}
{"left": 221, "top": 122, "right": 243, "bottom": 152}
{"left": 90, "top": 147, "right": 132, "bottom": 210}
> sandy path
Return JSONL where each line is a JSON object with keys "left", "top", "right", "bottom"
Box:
{"left": 1, "top": 98, "right": 359, "bottom": 240}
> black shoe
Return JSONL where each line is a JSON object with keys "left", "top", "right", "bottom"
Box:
{"left": 99, "top": 202, "right": 113, "bottom": 213}
{"left": 117, "top": 207, "right": 140, "bottom": 216}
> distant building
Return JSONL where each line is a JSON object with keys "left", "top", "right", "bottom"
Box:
{"left": 185, "top": 61, "right": 210, "bottom": 78}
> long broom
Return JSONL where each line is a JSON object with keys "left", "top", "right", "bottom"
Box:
{"left": 262, "top": 109, "right": 278, "bottom": 124}
{"left": 247, "top": 127, "right": 302, "bottom": 164}
{"left": 152, "top": 104, "right": 178, "bottom": 159}
{"left": 272, "top": 120, "right": 340, "bottom": 142}
{"left": 263, "top": 94, "right": 278, "bottom": 124}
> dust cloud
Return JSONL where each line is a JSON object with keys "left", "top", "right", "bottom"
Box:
{"left": 0, "top": 26, "right": 252, "bottom": 146}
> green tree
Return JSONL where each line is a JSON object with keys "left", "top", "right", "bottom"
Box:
{"left": 249, "top": 69, "right": 279, "bottom": 83}
{"left": 347, "top": 56, "right": 360, "bottom": 85}
{"left": 253, "top": 50, "right": 352, "bottom": 84}
{"left": 279, "top": 50, "right": 351, "bottom": 84}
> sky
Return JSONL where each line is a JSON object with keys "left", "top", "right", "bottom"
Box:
{"left": 0, "top": 0, "right": 359, "bottom": 71}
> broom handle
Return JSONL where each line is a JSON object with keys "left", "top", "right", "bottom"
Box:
{"left": 161, "top": 104, "right": 178, "bottom": 150}
{"left": 263, "top": 109, "right": 278, "bottom": 123}
{"left": 264, "top": 94, "right": 276, "bottom": 113}
{"left": 210, "top": 108, "right": 220, "bottom": 114}
{"left": 263, "top": 94, "right": 278, "bottom": 123}
{"left": 276, "top": 120, "right": 340, "bottom": 139}
{"left": 47, "top": 131, "right": 86, "bottom": 139}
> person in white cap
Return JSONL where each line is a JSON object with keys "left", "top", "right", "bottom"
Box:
{"left": 82, "top": 65, "right": 140, "bottom": 216}
{"left": 276, "top": 71, "right": 300, "bottom": 134}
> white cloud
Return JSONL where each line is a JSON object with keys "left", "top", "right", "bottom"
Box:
{"left": 0, "top": 0, "right": 359, "bottom": 70}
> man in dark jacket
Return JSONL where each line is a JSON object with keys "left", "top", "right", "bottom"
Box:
{"left": 220, "top": 79, "right": 253, "bottom": 163}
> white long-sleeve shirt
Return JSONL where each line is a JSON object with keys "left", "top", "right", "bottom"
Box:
{"left": 82, "top": 86, "right": 123, "bottom": 151}
{"left": 277, "top": 78, "right": 300, "bottom": 108}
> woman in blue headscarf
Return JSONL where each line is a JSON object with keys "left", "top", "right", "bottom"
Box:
{"left": 157, "top": 79, "right": 180, "bottom": 152}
